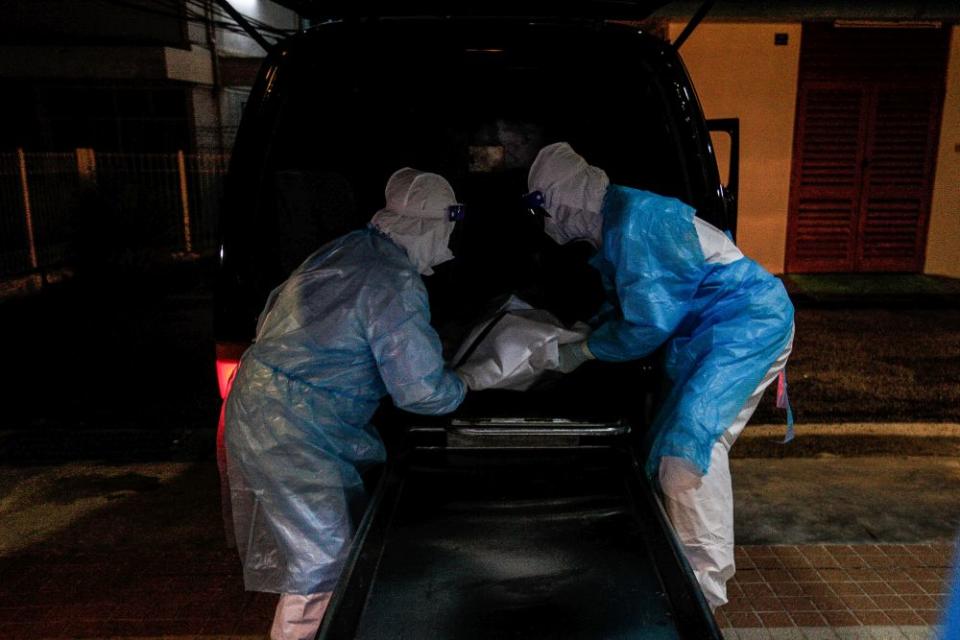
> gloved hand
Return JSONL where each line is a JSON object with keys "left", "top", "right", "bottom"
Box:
{"left": 454, "top": 370, "right": 475, "bottom": 392}
{"left": 556, "top": 340, "right": 595, "bottom": 374}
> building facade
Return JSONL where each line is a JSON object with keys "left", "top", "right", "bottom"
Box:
{"left": 656, "top": 3, "right": 959, "bottom": 277}
{"left": 0, "top": 0, "right": 298, "bottom": 154}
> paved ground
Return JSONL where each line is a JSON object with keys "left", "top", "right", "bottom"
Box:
{"left": 0, "top": 434, "right": 957, "bottom": 639}
{"left": 1, "top": 271, "right": 958, "bottom": 638}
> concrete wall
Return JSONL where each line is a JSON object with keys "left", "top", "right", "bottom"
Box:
{"left": 217, "top": 0, "right": 299, "bottom": 58}
{"left": 669, "top": 22, "right": 802, "bottom": 274}
{"left": 925, "top": 26, "right": 960, "bottom": 278}
{"left": 0, "top": 0, "right": 186, "bottom": 47}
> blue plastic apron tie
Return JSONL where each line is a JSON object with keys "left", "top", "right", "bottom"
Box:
{"left": 776, "top": 369, "right": 794, "bottom": 443}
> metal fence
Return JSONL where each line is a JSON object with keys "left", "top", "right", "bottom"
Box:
{"left": 0, "top": 148, "right": 228, "bottom": 280}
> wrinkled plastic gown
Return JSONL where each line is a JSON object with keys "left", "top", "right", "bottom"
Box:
{"left": 453, "top": 296, "right": 590, "bottom": 391}
{"left": 225, "top": 228, "right": 464, "bottom": 595}
{"left": 586, "top": 186, "right": 795, "bottom": 477}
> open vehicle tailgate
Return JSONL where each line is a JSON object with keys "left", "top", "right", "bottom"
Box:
{"left": 318, "top": 424, "right": 722, "bottom": 639}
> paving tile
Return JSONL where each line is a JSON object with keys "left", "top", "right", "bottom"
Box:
{"left": 764, "top": 570, "right": 798, "bottom": 584}
{"left": 865, "top": 626, "right": 908, "bottom": 640}
{"left": 899, "top": 594, "right": 937, "bottom": 610}
{"left": 854, "top": 611, "right": 894, "bottom": 625}
{"left": 728, "top": 612, "right": 765, "bottom": 628}
{"left": 908, "top": 569, "right": 941, "bottom": 582}
{"left": 753, "top": 596, "right": 786, "bottom": 612}
{"left": 811, "top": 596, "right": 847, "bottom": 611}
{"left": 791, "top": 569, "right": 824, "bottom": 582}
{"left": 840, "top": 556, "right": 871, "bottom": 569}
{"left": 743, "top": 583, "right": 777, "bottom": 597}
{"left": 867, "top": 557, "right": 900, "bottom": 570}
{"left": 859, "top": 582, "right": 896, "bottom": 597}
{"left": 774, "top": 583, "right": 807, "bottom": 597}
{"left": 886, "top": 580, "right": 925, "bottom": 596}
{"left": 715, "top": 610, "right": 732, "bottom": 628}
{"left": 916, "top": 580, "right": 947, "bottom": 595}
{"left": 875, "top": 570, "right": 911, "bottom": 582}
{"left": 779, "top": 596, "right": 818, "bottom": 612}
{"left": 819, "top": 569, "right": 850, "bottom": 582}
{"left": 821, "top": 610, "right": 861, "bottom": 626}
{"left": 841, "top": 594, "right": 878, "bottom": 610}
{"left": 827, "top": 546, "right": 858, "bottom": 558}
{"left": 799, "top": 583, "right": 837, "bottom": 597}
{"left": 790, "top": 612, "right": 829, "bottom": 626}
{"left": 847, "top": 570, "right": 882, "bottom": 582}
{"left": 724, "top": 597, "right": 755, "bottom": 612}
{"left": 739, "top": 569, "right": 766, "bottom": 583}
{"left": 852, "top": 545, "right": 885, "bottom": 557}
{"left": 759, "top": 611, "right": 795, "bottom": 628}
{"left": 721, "top": 629, "right": 740, "bottom": 640}
{"left": 871, "top": 595, "right": 910, "bottom": 610}
{"left": 737, "top": 629, "right": 773, "bottom": 640}
{"left": 914, "top": 610, "right": 940, "bottom": 625}
{"left": 896, "top": 627, "right": 932, "bottom": 640}
{"left": 884, "top": 610, "right": 925, "bottom": 625}
{"left": 729, "top": 582, "right": 746, "bottom": 598}
{"left": 768, "top": 628, "right": 805, "bottom": 640}
{"left": 833, "top": 628, "right": 876, "bottom": 640}
{"left": 783, "top": 557, "right": 815, "bottom": 569}
{"left": 808, "top": 557, "right": 843, "bottom": 570}
{"left": 757, "top": 558, "right": 789, "bottom": 570}
{"left": 799, "top": 628, "right": 839, "bottom": 640}
{"left": 831, "top": 582, "right": 867, "bottom": 596}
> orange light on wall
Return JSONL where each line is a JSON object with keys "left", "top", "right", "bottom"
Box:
{"left": 215, "top": 342, "right": 248, "bottom": 400}
{"left": 217, "top": 359, "right": 240, "bottom": 400}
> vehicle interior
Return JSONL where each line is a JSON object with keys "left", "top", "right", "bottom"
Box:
{"left": 232, "top": 22, "right": 703, "bottom": 425}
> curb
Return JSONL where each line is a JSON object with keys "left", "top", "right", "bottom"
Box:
{"left": 733, "top": 423, "right": 960, "bottom": 458}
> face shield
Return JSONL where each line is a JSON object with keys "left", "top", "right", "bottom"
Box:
{"left": 527, "top": 142, "right": 609, "bottom": 248}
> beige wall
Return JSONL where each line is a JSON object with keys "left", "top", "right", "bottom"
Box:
{"left": 668, "top": 23, "right": 802, "bottom": 274}
{"left": 925, "top": 26, "right": 960, "bottom": 278}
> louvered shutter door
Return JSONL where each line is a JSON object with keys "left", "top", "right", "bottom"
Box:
{"left": 857, "top": 86, "right": 942, "bottom": 271}
{"left": 787, "top": 83, "right": 869, "bottom": 272}
{"left": 786, "top": 24, "right": 949, "bottom": 273}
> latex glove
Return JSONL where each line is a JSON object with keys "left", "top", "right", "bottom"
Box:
{"left": 454, "top": 370, "right": 473, "bottom": 391}
{"left": 556, "top": 340, "right": 595, "bottom": 374}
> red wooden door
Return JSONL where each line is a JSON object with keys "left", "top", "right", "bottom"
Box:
{"left": 786, "top": 24, "right": 948, "bottom": 273}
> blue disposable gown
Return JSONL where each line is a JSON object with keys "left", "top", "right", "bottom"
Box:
{"left": 586, "top": 186, "right": 794, "bottom": 476}
{"left": 225, "top": 227, "right": 466, "bottom": 595}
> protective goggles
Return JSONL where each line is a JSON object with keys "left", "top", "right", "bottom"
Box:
{"left": 448, "top": 204, "right": 467, "bottom": 222}
{"left": 521, "top": 190, "right": 550, "bottom": 218}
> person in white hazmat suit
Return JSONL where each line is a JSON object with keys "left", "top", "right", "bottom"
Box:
{"left": 225, "top": 168, "right": 468, "bottom": 640}
{"left": 527, "top": 142, "right": 795, "bottom": 609}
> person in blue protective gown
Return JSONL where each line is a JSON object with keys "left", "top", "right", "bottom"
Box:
{"left": 225, "top": 168, "right": 468, "bottom": 640}
{"left": 528, "top": 142, "right": 795, "bottom": 610}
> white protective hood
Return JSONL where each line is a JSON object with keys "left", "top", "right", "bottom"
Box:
{"left": 370, "top": 168, "right": 459, "bottom": 275}
{"left": 528, "top": 142, "right": 610, "bottom": 248}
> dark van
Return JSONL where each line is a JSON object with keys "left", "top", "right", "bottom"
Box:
{"left": 215, "top": 6, "right": 734, "bottom": 638}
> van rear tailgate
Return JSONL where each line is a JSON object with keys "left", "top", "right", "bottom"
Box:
{"left": 318, "top": 426, "right": 721, "bottom": 639}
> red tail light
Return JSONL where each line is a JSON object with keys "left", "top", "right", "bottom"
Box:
{"left": 216, "top": 342, "right": 248, "bottom": 400}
